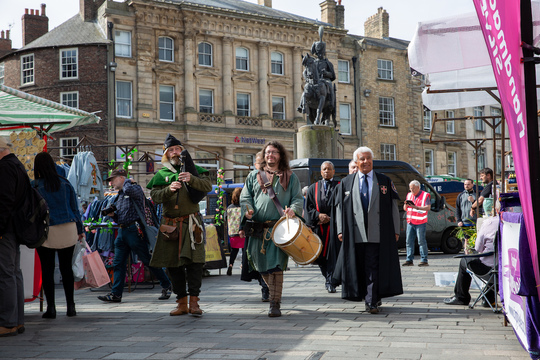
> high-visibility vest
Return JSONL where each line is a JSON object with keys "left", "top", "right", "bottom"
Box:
{"left": 406, "top": 190, "right": 430, "bottom": 225}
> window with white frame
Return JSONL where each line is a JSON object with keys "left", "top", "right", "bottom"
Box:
{"left": 379, "top": 97, "right": 395, "bottom": 126}
{"left": 477, "top": 148, "right": 486, "bottom": 171}
{"left": 446, "top": 110, "right": 455, "bottom": 134}
{"left": 424, "top": 149, "right": 434, "bottom": 176}
{"left": 60, "top": 137, "right": 79, "bottom": 159}
{"left": 159, "top": 85, "right": 174, "bottom": 121}
{"left": 233, "top": 153, "right": 255, "bottom": 183}
{"left": 474, "top": 106, "right": 485, "bottom": 131}
{"left": 447, "top": 151, "right": 457, "bottom": 176}
{"left": 116, "top": 81, "right": 132, "bottom": 118}
{"left": 271, "top": 52, "right": 283, "bottom": 75}
{"left": 199, "top": 89, "right": 214, "bottom": 113}
{"left": 237, "top": 93, "right": 250, "bottom": 116}
{"left": 198, "top": 42, "right": 212, "bottom": 67}
{"left": 339, "top": 103, "right": 351, "bottom": 135}
{"left": 0, "top": 62, "right": 4, "bottom": 85}
{"left": 272, "top": 96, "right": 285, "bottom": 119}
{"left": 423, "top": 107, "right": 432, "bottom": 131}
{"left": 236, "top": 47, "right": 249, "bottom": 71}
{"left": 492, "top": 107, "right": 502, "bottom": 134}
{"left": 115, "top": 30, "right": 131, "bottom": 57}
{"left": 380, "top": 144, "right": 396, "bottom": 160}
{"left": 21, "top": 54, "right": 34, "bottom": 85}
{"left": 60, "top": 48, "right": 78, "bottom": 79}
{"left": 60, "top": 91, "right": 78, "bottom": 108}
{"left": 496, "top": 150, "right": 502, "bottom": 174}
{"left": 159, "top": 37, "right": 174, "bottom": 62}
{"left": 377, "top": 59, "right": 393, "bottom": 80}
{"left": 338, "top": 60, "right": 349, "bottom": 83}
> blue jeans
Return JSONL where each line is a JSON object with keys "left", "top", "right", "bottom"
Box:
{"left": 111, "top": 224, "right": 171, "bottom": 296}
{"left": 406, "top": 223, "right": 428, "bottom": 263}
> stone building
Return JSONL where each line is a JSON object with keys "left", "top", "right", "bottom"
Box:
{"left": 1, "top": 0, "right": 437, "bottom": 182}
{"left": 0, "top": 3, "right": 111, "bottom": 163}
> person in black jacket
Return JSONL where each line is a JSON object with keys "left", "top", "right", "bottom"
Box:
{"left": 0, "top": 137, "right": 29, "bottom": 337}
{"left": 305, "top": 161, "right": 339, "bottom": 293}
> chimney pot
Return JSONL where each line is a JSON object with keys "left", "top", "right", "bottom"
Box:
{"left": 6, "top": 30, "right": 9, "bottom": 39}
{"left": 31, "top": 9, "right": 35, "bottom": 15}
{"left": 1, "top": 31, "right": 4, "bottom": 39}
{"left": 25, "top": 8, "right": 29, "bottom": 14}
{"left": 41, "top": 4, "right": 46, "bottom": 17}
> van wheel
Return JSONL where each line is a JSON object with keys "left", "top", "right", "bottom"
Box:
{"left": 441, "top": 229, "right": 461, "bottom": 254}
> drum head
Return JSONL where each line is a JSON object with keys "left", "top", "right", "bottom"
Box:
{"left": 272, "top": 217, "right": 300, "bottom": 245}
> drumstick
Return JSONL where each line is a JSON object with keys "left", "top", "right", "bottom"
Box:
{"left": 285, "top": 206, "right": 290, "bottom": 233}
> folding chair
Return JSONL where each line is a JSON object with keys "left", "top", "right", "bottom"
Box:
{"left": 456, "top": 229, "right": 501, "bottom": 313}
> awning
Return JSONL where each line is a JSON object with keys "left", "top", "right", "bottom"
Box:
{"left": 0, "top": 84, "right": 101, "bottom": 135}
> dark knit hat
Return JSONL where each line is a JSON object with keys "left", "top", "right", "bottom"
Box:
{"left": 105, "top": 168, "right": 128, "bottom": 182}
{"left": 163, "top": 133, "right": 182, "bottom": 152}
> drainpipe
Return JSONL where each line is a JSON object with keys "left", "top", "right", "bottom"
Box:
{"left": 352, "top": 56, "right": 361, "bottom": 146}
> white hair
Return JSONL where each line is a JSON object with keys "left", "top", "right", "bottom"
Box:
{"left": 409, "top": 180, "right": 421, "bottom": 188}
{"left": 353, "top": 146, "right": 374, "bottom": 161}
{"left": 321, "top": 161, "right": 334, "bottom": 170}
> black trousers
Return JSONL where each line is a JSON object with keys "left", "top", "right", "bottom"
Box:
{"left": 454, "top": 257, "right": 495, "bottom": 304}
{"left": 37, "top": 245, "right": 75, "bottom": 308}
{"left": 355, "top": 242, "right": 379, "bottom": 306}
{"left": 167, "top": 263, "right": 204, "bottom": 299}
{"left": 229, "top": 248, "right": 240, "bottom": 266}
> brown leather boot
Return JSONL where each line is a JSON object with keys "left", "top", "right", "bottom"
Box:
{"left": 268, "top": 300, "right": 281, "bottom": 317}
{"left": 189, "top": 296, "right": 203, "bottom": 316}
{"left": 170, "top": 296, "right": 188, "bottom": 316}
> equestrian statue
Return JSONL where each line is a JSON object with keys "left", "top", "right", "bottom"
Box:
{"left": 297, "top": 26, "right": 337, "bottom": 128}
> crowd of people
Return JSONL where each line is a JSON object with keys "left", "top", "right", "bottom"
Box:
{"left": 0, "top": 136, "right": 499, "bottom": 336}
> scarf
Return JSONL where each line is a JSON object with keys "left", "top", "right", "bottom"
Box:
{"left": 256, "top": 168, "right": 292, "bottom": 193}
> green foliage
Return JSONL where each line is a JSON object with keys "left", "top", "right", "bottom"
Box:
{"left": 453, "top": 226, "right": 477, "bottom": 250}
{"left": 214, "top": 168, "right": 225, "bottom": 227}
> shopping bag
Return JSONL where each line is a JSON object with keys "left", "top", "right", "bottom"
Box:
{"left": 72, "top": 239, "right": 86, "bottom": 282}
{"left": 74, "top": 242, "right": 110, "bottom": 290}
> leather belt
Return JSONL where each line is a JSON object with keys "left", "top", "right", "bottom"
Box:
{"left": 120, "top": 220, "right": 138, "bottom": 228}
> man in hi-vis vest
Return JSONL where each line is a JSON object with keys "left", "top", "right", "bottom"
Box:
{"left": 402, "top": 180, "right": 431, "bottom": 267}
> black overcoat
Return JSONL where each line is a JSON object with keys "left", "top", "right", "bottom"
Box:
{"left": 305, "top": 179, "right": 339, "bottom": 257}
{"left": 332, "top": 172, "right": 403, "bottom": 301}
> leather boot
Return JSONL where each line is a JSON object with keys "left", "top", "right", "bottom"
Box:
{"left": 170, "top": 296, "right": 188, "bottom": 316}
{"left": 67, "top": 303, "right": 76, "bottom": 317}
{"left": 188, "top": 296, "right": 203, "bottom": 316}
{"left": 268, "top": 300, "right": 281, "bottom": 317}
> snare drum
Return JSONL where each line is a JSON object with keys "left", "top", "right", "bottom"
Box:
{"left": 271, "top": 216, "right": 322, "bottom": 265}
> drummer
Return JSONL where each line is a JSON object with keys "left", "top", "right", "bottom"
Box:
{"left": 240, "top": 141, "right": 303, "bottom": 317}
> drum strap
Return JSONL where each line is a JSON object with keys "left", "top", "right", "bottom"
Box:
{"left": 259, "top": 170, "right": 285, "bottom": 217}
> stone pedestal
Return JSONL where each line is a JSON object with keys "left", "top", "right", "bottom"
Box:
{"left": 295, "top": 125, "right": 342, "bottom": 159}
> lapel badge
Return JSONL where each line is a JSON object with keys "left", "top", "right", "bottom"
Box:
{"left": 380, "top": 185, "right": 387, "bottom": 194}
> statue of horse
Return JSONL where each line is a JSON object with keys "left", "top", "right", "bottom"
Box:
{"left": 297, "top": 53, "right": 337, "bottom": 128}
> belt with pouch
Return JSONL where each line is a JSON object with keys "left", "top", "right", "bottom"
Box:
{"left": 244, "top": 219, "right": 277, "bottom": 238}
{"left": 120, "top": 220, "right": 138, "bottom": 228}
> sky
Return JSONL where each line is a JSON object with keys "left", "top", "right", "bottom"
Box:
{"left": 0, "top": 0, "right": 476, "bottom": 49}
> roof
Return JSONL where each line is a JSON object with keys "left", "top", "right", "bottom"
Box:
{"left": 0, "top": 84, "right": 101, "bottom": 136}
{"left": 349, "top": 34, "right": 409, "bottom": 51}
{"left": 19, "top": 14, "right": 108, "bottom": 51}
{"left": 158, "top": 0, "right": 333, "bottom": 28}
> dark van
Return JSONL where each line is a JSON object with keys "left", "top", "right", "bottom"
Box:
{"left": 290, "top": 158, "right": 461, "bottom": 254}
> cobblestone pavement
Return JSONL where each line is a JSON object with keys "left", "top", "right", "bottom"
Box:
{"left": 0, "top": 253, "right": 530, "bottom": 360}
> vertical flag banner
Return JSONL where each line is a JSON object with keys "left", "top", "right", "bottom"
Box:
{"left": 472, "top": 0, "right": 540, "bottom": 297}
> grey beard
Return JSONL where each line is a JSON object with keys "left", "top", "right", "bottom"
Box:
{"left": 170, "top": 156, "right": 181, "bottom": 166}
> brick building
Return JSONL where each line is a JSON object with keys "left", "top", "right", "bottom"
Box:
{"left": 0, "top": 3, "right": 111, "bottom": 163}
{"left": 2, "top": 0, "right": 450, "bottom": 182}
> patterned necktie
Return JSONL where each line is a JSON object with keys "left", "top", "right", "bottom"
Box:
{"left": 361, "top": 174, "right": 369, "bottom": 212}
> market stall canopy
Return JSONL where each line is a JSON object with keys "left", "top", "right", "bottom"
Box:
{"left": 408, "top": 2, "right": 540, "bottom": 110}
{"left": 0, "top": 84, "right": 100, "bottom": 135}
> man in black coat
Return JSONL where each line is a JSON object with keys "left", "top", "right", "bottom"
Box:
{"left": 0, "top": 137, "right": 29, "bottom": 336}
{"left": 333, "top": 147, "right": 403, "bottom": 314}
{"left": 305, "top": 161, "right": 340, "bottom": 293}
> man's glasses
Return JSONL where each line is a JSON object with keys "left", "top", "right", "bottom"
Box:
{"left": 265, "top": 151, "right": 279, "bottom": 155}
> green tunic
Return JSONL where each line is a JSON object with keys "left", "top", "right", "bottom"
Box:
{"left": 239, "top": 170, "right": 303, "bottom": 273}
{"left": 147, "top": 165, "right": 212, "bottom": 267}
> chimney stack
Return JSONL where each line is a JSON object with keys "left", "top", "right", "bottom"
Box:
{"left": 22, "top": 5, "right": 48, "bottom": 46}
{"left": 320, "top": 0, "right": 337, "bottom": 26}
{"left": 335, "top": 1, "right": 344, "bottom": 29}
{"left": 80, "top": 0, "right": 106, "bottom": 22}
{"left": 0, "top": 29, "right": 13, "bottom": 57}
{"left": 364, "top": 7, "right": 389, "bottom": 39}
{"left": 257, "top": 0, "right": 272, "bottom": 7}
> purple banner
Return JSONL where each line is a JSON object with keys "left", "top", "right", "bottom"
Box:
{"left": 473, "top": 0, "right": 540, "bottom": 297}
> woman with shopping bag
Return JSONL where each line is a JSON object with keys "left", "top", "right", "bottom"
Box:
{"left": 33, "top": 152, "right": 84, "bottom": 318}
